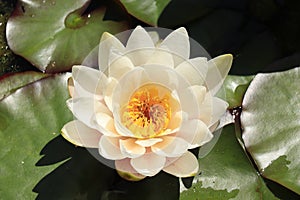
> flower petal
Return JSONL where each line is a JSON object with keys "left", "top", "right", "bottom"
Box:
{"left": 98, "top": 136, "right": 126, "bottom": 160}
{"left": 188, "top": 85, "right": 207, "bottom": 104}
{"left": 94, "top": 112, "right": 120, "bottom": 137}
{"left": 99, "top": 32, "right": 125, "bottom": 72}
{"left": 104, "top": 77, "right": 118, "bottom": 111}
{"left": 177, "top": 119, "right": 213, "bottom": 149}
{"left": 148, "top": 31, "right": 160, "bottom": 45}
{"left": 209, "top": 97, "right": 229, "bottom": 126}
{"left": 175, "top": 57, "right": 208, "bottom": 86}
{"left": 108, "top": 53, "right": 134, "bottom": 80}
{"left": 135, "top": 138, "right": 163, "bottom": 147}
{"left": 160, "top": 27, "right": 190, "bottom": 65}
{"left": 151, "top": 136, "right": 189, "bottom": 157}
{"left": 131, "top": 153, "right": 166, "bottom": 176}
{"left": 198, "top": 92, "right": 213, "bottom": 125}
{"left": 206, "top": 54, "right": 233, "bottom": 95}
{"left": 120, "top": 138, "right": 146, "bottom": 158}
{"left": 115, "top": 158, "right": 146, "bottom": 181}
{"left": 72, "top": 65, "right": 107, "bottom": 99}
{"left": 61, "top": 120, "right": 101, "bottom": 148}
{"left": 163, "top": 151, "right": 199, "bottom": 177}
{"left": 145, "top": 46, "right": 174, "bottom": 68}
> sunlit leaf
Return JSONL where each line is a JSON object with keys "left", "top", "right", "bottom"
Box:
{"left": 180, "top": 125, "right": 278, "bottom": 200}
{"left": 6, "top": 0, "right": 128, "bottom": 73}
{"left": 241, "top": 67, "right": 300, "bottom": 194}
{"left": 120, "top": 0, "right": 171, "bottom": 26}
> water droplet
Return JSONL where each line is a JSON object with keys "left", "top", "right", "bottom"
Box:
{"left": 21, "top": 161, "right": 24, "bottom": 164}
{"left": 30, "top": 14, "right": 35, "bottom": 18}
{"left": 42, "top": 0, "right": 46, "bottom": 3}
{"left": 0, "top": 22, "right": 2, "bottom": 26}
{"left": 87, "top": 14, "right": 91, "bottom": 18}
{"left": 51, "top": 1, "right": 56, "bottom": 5}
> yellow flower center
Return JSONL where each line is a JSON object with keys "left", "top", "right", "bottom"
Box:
{"left": 121, "top": 84, "right": 176, "bottom": 138}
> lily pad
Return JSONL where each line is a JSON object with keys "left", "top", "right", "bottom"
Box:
{"left": 241, "top": 67, "right": 300, "bottom": 194}
{"left": 0, "top": 71, "right": 49, "bottom": 100}
{"left": 0, "top": 73, "right": 72, "bottom": 199}
{"left": 6, "top": 0, "right": 128, "bottom": 73}
{"left": 120, "top": 0, "right": 171, "bottom": 26}
{"left": 180, "top": 125, "right": 278, "bottom": 200}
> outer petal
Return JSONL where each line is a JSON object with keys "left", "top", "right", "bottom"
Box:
{"left": 120, "top": 138, "right": 146, "bottom": 158}
{"left": 131, "top": 153, "right": 166, "bottom": 176}
{"left": 99, "top": 136, "right": 126, "bottom": 160}
{"left": 135, "top": 138, "right": 163, "bottom": 147}
{"left": 99, "top": 32, "right": 125, "bottom": 72}
{"left": 209, "top": 97, "right": 229, "bottom": 126}
{"left": 115, "top": 158, "right": 146, "bottom": 181}
{"left": 72, "top": 65, "right": 107, "bottom": 99}
{"left": 108, "top": 53, "right": 134, "bottom": 80}
{"left": 160, "top": 27, "right": 190, "bottom": 65}
{"left": 104, "top": 77, "right": 118, "bottom": 112}
{"left": 163, "top": 151, "right": 199, "bottom": 177}
{"left": 94, "top": 112, "right": 120, "bottom": 137}
{"left": 61, "top": 120, "right": 101, "bottom": 148}
{"left": 151, "top": 136, "right": 189, "bottom": 157}
{"left": 188, "top": 85, "right": 207, "bottom": 105}
{"left": 177, "top": 119, "right": 213, "bottom": 149}
{"left": 206, "top": 54, "right": 233, "bottom": 95}
{"left": 199, "top": 92, "right": 213, "bottom": 125}
{"left": 175, "top": 57, "right": 208, "bottom": 86}
{"left": 145, "top": 46, "right": 174, "bottom": 68}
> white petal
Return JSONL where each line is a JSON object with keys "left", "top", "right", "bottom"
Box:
{"left": 175, "top": 57, "right": 208, "bottom": 86}
{"left": 131, "top": 153, "right": 166, "bottom": 176}
{"left": 115, "top": 158, "right": 146, "bottom": 181}
{"left": 66, "top": 98, "right": 99, "bottom": 128}
{"left": 188, "top": 85, "right": 207, "bottom": 105}
{"left": 151, "top": 136, "right": 189, "bottom": 157}
{"left": 206, "top": 54, "right": 233, "bottom": 95}
{"left": 163, "top": 151, "right": 199, "bottom": 177}
{"left": 160, "top": 27, "right": 190, "bottom": 65}
{"left": 177, "top": 119, "right": 213, "bottom": 149}
{"left": 98, "top": 136, "right": 126, "bottom": 160}
{"left": 61, "top": 120, "right": 101, "bottom": 148}
{"left": 199, "top": 92, "right": 213, "bottom": 125}
{"left": 145, "top": 46, "right": 174, "bottom": 68}
{"left": 148, "top": 31, "right": 160, "bottom": 45}
{"left": 135, "top": 138, "right": 163, "bottom": 147}
{"left": 108, "top": 53, "right": 134, "bottom": 80}
{"left": 126, "top": 26, "right": 154, "bottom": 51}
{"left": 94, "top": 112, "right": 120, "bottom": 137}
{"left": 104, "top": 77, "right": 118, "bottom": 112}
{"left": 120, "top": 138, "right": 146, "bottom": 158}
{"left": 99, "top": 32, "right": 125, "bottom": 72}
{"left": 209, "top": 97, "right": 229, "bottom": 126}
{"left": 72, "top": 65, "right": 107, "bottom": 99}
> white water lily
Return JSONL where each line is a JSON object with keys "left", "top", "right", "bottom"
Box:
{"left": 61, "top": 26, "right": 232, "bottom": 180}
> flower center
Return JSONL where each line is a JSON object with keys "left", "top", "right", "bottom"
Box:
{"left": 121, "top": 84, "right": 174, "bottom": 138}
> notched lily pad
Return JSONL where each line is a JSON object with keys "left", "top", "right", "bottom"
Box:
{"left": 241, "top": 67, "right": 300, "bottom": 194}
{"left": 6, "top": 0, "right": 128, "bottom": 73}
{"left": 120, "top": 0, "right": 171, "bottom": 26}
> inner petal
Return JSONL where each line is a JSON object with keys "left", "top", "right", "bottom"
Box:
{"left": 121, "top": 84, "right": 180, "bottom": 138}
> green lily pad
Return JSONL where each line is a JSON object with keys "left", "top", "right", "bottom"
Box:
{"left": 180, "top": 125, "right": 278, "bottom": 200}
{"left": 0, "top": 71, "right": 49, "bottom": 100}
{"left": 120, "top": 0, "right": 171, "bottom": 26}
{"left": 0, "top": 74, "right": 72, "bottom": 199}
{"left": 217, "top": 75, "right": 254, "bottom": 109}
{"left": 6, "top": 0, "right": 128, "bottom": 73}
{"left": 241, "top": 67, "right": 300, "bottom": 194}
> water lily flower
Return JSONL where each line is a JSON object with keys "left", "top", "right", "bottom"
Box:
{"left": 61, "top": 26, "right": 232, "bottom": 180}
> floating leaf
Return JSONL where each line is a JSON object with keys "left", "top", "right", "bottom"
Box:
{"left": 0, "top": 74, "right": 72, "bottom": 198}
{"left": 120, "top": 0, "right": 171, "bottom": 26}
{"left": 180, "top": 125, "right": 278, "bottom": 200}
{"left": 6, "top": 0, "right": 128, "bottom": 73}
{"left": 241, "top": 67, "right": 300, "bottom": 194}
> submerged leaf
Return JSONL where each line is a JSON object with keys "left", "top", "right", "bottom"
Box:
{"left": 6, "top": 0, "right": 128, "bottom": 73}
{"left": 241, "top": 67, "right": 300, "bottom": 194}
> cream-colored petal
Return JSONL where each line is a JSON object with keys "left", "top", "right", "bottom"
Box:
{"left": 61, "top": 120, "right": 101, "bottom": 148}
{"left": 98, "top": 136, "right": 126, "bottom": 160}
{"left": 209, "top": 97, "right": 229, "bottom": 126}
{"left": 99, "top": 32, "right": 125, "bottom": 72}
{"left": 188, "top": 85, "right": 207, "bottom": 105}
{"left": 66, "top": 98, "right": 98, "bottom": 128}
{"left": 135, "top": 138, "right": 163, "bottom": 147}
{"left": 108, "top": 53, "right": 134, "bottom": 80}
{"left": 175, "top": 57, "right": 208, "bottom": 86}
{"left": 148, "top": 31, "right": 160, "bottom": 45}
{"left": 120, "top": 138, "right": 146, "bottom": 158}
{"left": 163, "top": 151, "right": 199, "bottom": 177}
{"left": 104, "top": 77, "right": 118, "bottom": 112}
{"left": 160, "top": 27, "right": 190, "bottom": 65}
{"left": 206, "top": 54, "right": 233, "bottom": 95}
{"left": 94, "top": 112, "right": 120, "bottom": 137}
{"left": 177, "top": 119, "right": 213, "bottom": 149}
{"left": 72, "top": 65, "right": 107, "bottom": 99}
{"left": 126, "top": 26, "right": 154, "bottom": 51}
{"left": 145, "top": 46, "right": 174, "bottom": 68}
{"left": 131, "top": 153, "right": 166, "bottom": 176}
{"left": 199, "top": 92, "right": 213, "bottom": 125}
{"left": 151, "top": 136, "right": 189, "bottom": 157}
{"left": 115, "top": 158, "right": 146, "bottom": 181}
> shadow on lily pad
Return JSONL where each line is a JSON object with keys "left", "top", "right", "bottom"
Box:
{"left": 33, "top": 135, "right": 179, "bottom": 200}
